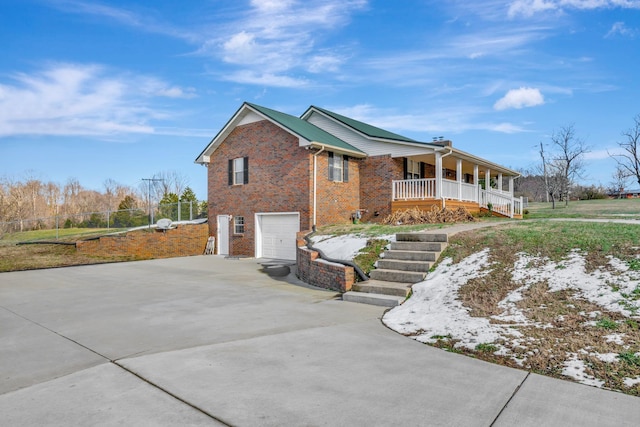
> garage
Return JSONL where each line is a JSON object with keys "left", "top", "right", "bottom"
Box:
{"left": 256, "top": 213, "right": 300, "bottom": 260}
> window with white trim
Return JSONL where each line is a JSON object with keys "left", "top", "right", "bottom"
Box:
{"left": 328, "top": 152, "right": 349, "bottom": 182}
{"left": 228, "top": 157, "right": 248, "bottom": 185}
{"left": 234, "top": 216, "right": 245, "bottom": 234}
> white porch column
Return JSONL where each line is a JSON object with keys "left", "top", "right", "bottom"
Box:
{"left": 508, "top": 176, "right": 514, "bottom": 196}
{"left": 485, "top": 168, "right": 491, "bottom": 190}
{"left": 473, "top": 164, "right": 479, "bottom": 202}
{"left": 497, "top": 173, "right": 503, "bottom": 192}
{"left": 435, "top": 152, "right": 443, "bottom": 199}
{"left": 456, "top": 158, "right": 462, "bottom": 201}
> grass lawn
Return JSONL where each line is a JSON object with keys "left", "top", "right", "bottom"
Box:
{"left": 0, "top": 227, "right": 136, "bottom": 272}
{"left": 526, "top": 198, "right": 640, "bottom": 219}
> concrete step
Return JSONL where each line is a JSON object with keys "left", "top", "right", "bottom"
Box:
{"left": 369, "top": 269, "right": 426, "bottom": 283}
{"left": 383, "top": 250, "right": 438, "bottom": 262}
{"left": 377, "top": 259, "right": 431, "bottom": 273}
{"left": 396, "top": 233, "right": 448, "bottom": 243}
{"left": 342, "top": 291, "right": 404, "bottom": 307}
{"left": 352, "top": 279, "right": 412, "bottom": 297}
{"left": 391, "top": 241, "right": 447, "bottom": 252}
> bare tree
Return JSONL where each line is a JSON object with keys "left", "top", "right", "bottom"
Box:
{"left": 151, "top": 170, "right": 189, "bottom": 199}
{"left": 610, "top": 114, "right": 640, "bottom": 187}
{"left": 610, "top": 165, "right": 629, "bottom": 199}
{"left": 549, "top": 125, "right": 589, "bottom": 206}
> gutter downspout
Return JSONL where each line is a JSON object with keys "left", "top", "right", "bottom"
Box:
{"left": 311, "top": 145, "right": 325, "bottom": 231}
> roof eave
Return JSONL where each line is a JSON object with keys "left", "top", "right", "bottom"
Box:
{"left": 308, "top": 141, "right": 367, "bottom": 158}
{"left": 194, "top": 102, "right": 252, "bottom": 164}
{"left": 449, "top": 147, "right": 520, "bottom": 176}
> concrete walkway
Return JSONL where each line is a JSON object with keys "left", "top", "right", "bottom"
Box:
{"left": 1, "top": 256, "right": 639, "bottom": 426}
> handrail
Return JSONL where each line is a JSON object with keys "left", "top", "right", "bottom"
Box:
{"left": 303, "top": 230, "right": 369, "bottom": 282}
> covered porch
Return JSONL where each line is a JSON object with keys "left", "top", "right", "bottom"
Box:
{"left": 391, "top": 150, "right": 523, "bottom": 219}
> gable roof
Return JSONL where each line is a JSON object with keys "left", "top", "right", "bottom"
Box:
{"left": 302, "top": 105, "right": 419, "bottom": 143}
{"left": 245, "top": 103, "right": 364, "bottom": 155}
{"left": 195, "top": 103, "right": 365, "bottom": 163}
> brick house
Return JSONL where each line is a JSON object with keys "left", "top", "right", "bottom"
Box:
{"left": 195, "top": 102, "right": 521, "bottom": 260}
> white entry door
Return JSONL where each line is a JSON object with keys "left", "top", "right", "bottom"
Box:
{"left": 257, "top": 213, "right": 299, "bottom": 260}
{"left": 217, "top": 215, "right": 230, "bottom": 255}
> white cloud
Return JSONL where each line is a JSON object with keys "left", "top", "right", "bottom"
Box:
{"left": 48, "top": 0, "right": 197, "bottom": 41}
{"left": 508, "top": 0, "right": 640, "bottom": 18}
{"left": 0, "top": 63, "right": 196, "bottom": 138}
{"left": 508, "top": 0, "right": 558, "bottom": 17}
{"left": 494, "top": 87, "right": 545, "bottom": 110}
{"left": 220, "top": 70, "right": 309, "bottom": 88}
{"left": 606, "top": 21, "right": 639, "bottom": 38}
{"left": 328, "top": 104, "right": 529, "bottom": 136}
{"left": 207, "top": 0, "right": 367, "bottom": 86}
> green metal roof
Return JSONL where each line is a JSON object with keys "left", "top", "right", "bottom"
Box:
{"left": 246, "top": 103, "right": 365, "bottom": 155}
{"left": 309, "top": 105, "right": 419, "bottom": 143}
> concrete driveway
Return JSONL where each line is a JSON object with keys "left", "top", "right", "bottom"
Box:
{"left": 1, "top": 256, "right": 639, "bottom": 426}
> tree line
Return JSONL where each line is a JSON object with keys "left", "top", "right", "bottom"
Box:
{"left": 0, "top": 171, "right": 207, "bottom": 232}
{"left": 514, "top": 115, "right": 640, "bottom": 207}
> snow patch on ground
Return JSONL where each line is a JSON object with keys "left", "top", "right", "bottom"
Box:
{"left": 309, "top": 234, "right": 394, "bottom": 260}
{"left": 383, "top": 247, "right": 640, "bottom": 389}
{"left": 624, "top": 376, "right": 640, "bottom": 387}
{"left": 562, "top": 353, "right": 605, "bottom": 388}
{"left": 383, "top": 249, "right": 523, "bottom": 351}
{"left": 604, "top": 333, "right": 626, "bottom": 345}
{"left": 510, "top": 250, "right": 640, "bottom": 316}
{"left": 309, "top": 234, "right": 369, "bottom": 260}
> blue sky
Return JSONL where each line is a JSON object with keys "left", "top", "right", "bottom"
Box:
{"left": 2, "top": 0, "right": 639, "bottom": 200}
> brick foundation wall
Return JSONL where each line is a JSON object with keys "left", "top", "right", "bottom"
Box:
{"left": 76, "top": 223, "right": 209, "bottom": 259}
{"left": 359, "top": 155, "right": 404, "bottom": 222}
{"left": 296, "top": 231, "right": 354, "bottom": 292}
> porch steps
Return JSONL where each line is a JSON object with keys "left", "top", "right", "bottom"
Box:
{"left": 342, "top": 291, "right": 405, "bottom": 307}
{"left": 369, "top": 268, "right": 426, "bottom": 283}
{"left": 343, "top": 232, "right": 448, "bottom": 307}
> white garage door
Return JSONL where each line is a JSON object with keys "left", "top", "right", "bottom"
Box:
{"left": 258, "top": 213, "right": 299, "bottom": 260}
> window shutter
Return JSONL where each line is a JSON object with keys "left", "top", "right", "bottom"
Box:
{"left": 343, "top": 156, "right": 349, "bottom": 182}
{"left": 420, "top": 162, "right": 426, "bottom": 179}
{"left": 243, "top": 157, "right": 249, "bottom": 184}
{"left": 403, "top": 158, "right": 408, "bottom": 179}
{"left": 228, "top": 159, "right": 233, "bottom": 185}
{"left": 328, "top": 152, "right": 334, "bottom": 181}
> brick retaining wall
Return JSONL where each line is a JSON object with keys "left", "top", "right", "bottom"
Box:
{"left": 296, "top": 231, "right": 355, "bottom": 292}
{"left": 76, "top": 223, "right": 209, "bottom": 259}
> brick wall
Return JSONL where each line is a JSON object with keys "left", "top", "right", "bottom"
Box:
{"left": 76, "top": 224, "right": 209, "bottom": 259}
{"left": 296, "top": 231, "right": 354, "bottom": 292}
{"left": 315, "top": 151, "right": 360, "bottom": 225}
{"left": 207, "top": 120, "right": 312, "bottom": 257}
{"left": 359, "top": 155, "right": 404, "bottom": 222}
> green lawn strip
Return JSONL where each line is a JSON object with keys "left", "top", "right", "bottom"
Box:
{"left": 1, "top": 227, "right": 127, "bottom": 244}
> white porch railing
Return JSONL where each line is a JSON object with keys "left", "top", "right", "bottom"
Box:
{"left": 392, "top": 178, "right": 436, "bottom": 200}
{"left": 391, "top": 178, "right": 523, "bottom": 218}
{"left": 441, "top": 179, "right": 477, "bottom": 202}
{"left": 479, "top": 189, "right": 523, "bottom": 218}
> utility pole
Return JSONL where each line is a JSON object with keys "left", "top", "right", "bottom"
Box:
{"left": 539, "top": 142, "right": 550, "bottom": 203}
{"left": 142, "top": 178, "right": 164, "bottom": 228}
